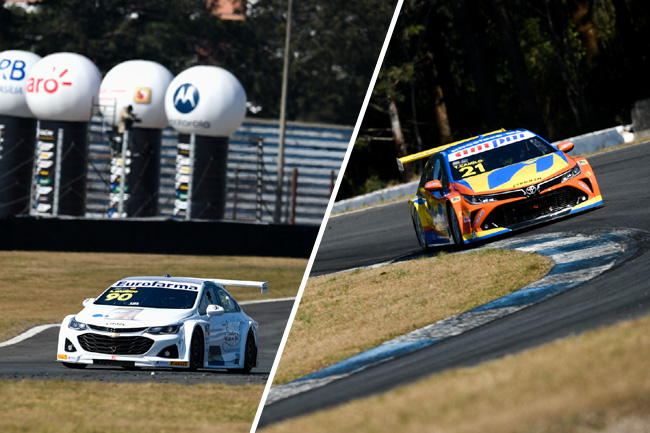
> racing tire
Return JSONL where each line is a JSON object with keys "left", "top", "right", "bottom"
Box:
{"left": 188, "top": 328, "right": 204, "bottom": 371}
{"left": 448, "top": 205, "right": 465, "bottom": 249}
{"left": 228, "top": 332, "right": 257, "bottom": 374}
{"left": 242, "top": 332, "right": 257, "bottom": 374}
{"left": 62, "top": 362, "right": 87, "bottom": 369}
{"left": 411, "top": 207, "right": 431, "bottom": 252}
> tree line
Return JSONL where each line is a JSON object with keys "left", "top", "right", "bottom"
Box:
{"left": 340, "top": 0, "right": 650, "bottom": 199}
{"left": 0, "top": 0, "right": 395, "bottom": 125}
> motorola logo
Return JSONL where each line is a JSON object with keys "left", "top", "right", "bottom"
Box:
{"left": 173, "top": 83, "right": 199, "bottom": 114}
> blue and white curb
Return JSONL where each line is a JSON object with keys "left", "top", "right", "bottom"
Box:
{"left": 266, "top": 228, "right": 640, "bottom": 405}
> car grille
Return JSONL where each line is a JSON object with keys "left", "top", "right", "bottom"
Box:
{"left": 482, "top": 187, "right": 587, "bottom": 228}
{"left": 78, "top": 333, "right": 154, "bottom": 355}
{"left": 88, "top": 324, "right": 148, "bottom": 333}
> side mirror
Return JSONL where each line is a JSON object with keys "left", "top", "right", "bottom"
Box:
{"left": 82, "top": 298, "right": 95, "bottom": 307}
{"left": 557, "top": 141, "right": 574, "bottom": 153}
{"left": 207, "top": 304, "right": 225, "bottom": 317}
{"left": 424, "top": 180, "right": 443, "bottom": 192}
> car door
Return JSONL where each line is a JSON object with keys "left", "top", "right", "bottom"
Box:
{"left": 419, "top": 155, "right": 451, "bottom": 243}
{"left": 200, "top": 285, "right": 229, "bottom": 367}
{"left": 215, "top": 287, "right": 242, "bottom": 365}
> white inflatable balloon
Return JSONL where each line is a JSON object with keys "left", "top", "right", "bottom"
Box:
{"left": 25, "top": 52, "right": 101, "bottom": 122}
{"left": 99, "top": 60, "right": 173, "bottom": 129}
{"left": 0, "top": 50, "right": 42, "bottom": 118}
{"left": 164, "top": 66, "right": 247, "bottom": 137}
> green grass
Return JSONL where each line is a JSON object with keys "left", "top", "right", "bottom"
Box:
{"left": 272, "top": 249, "right": 553, "bottom": 384}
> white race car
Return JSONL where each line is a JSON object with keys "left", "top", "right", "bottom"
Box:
{"left": 56, "top": 275, "right": 267, "bottom": 372}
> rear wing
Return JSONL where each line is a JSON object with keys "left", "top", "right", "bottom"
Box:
{"left": 396, "top": 129, "right": 506, "bottom": 171}
{"left": 204, "top": 278, "right": 268, "bottom": 295}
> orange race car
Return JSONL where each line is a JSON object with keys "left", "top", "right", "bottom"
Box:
{"left": 399, "top": 129, "right": 603, "bottom": 250}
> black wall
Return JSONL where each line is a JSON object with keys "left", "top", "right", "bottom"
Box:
{"left": 0, "top": 217, "right": 318, "bottom": 258}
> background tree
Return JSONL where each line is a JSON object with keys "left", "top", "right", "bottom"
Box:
{"left": 0, "top": 0, "right": 395, "bottom": 125}
{"left": 340, "top": 0, "right": 650, "bottom": 200}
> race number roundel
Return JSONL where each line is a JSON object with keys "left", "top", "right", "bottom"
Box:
{"left": 25, "top": 52, "right": 101, "bottom": 122}
{"left": 164, "top": 66, "right": 247, "bottom": 137}
{"left": 0, "top": 50, "right": 42, "bottom": 118}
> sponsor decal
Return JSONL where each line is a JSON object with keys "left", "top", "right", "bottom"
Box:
{"left": 578, "top": 160, "right": 588, "bottom": 165}
{"left": 451, "top": 197, "right": 461, "bottom": 203}
{"left": 172, "top": 83, "right": 199, "bottom": 113}
{"left": 474, "top": 209, "right": 485, "bottom": 227}
{"left": 0, "top": 59, "right": 28, "bottom": 94}
{"left": 449, "top": 131, "right": 535, "bottom": 162}
{"left": 105, "top": 322, "right": 126, "bottom": 327}
{"left": 513, "top": 177, "right": 542, "bottom": 188}
{"left": 170, "top": 361, "right": 188, "bottom": 367}
{"left": 0, "top": 85, "right": 23, "bottom": 94}
{"left": 0, "top": 58, "right": 27, "bottom": 81}
{"left": 114, "top": 280, "right": 201, "bottom": 290}
{"left": 57, "top": 354, "right": 68, "bottom": 360}
{"left": 26, "top": 67, "right": 72, "bottom": 94}
{"left": 168, "top": 118, "right": 211, "bottom": 129}
{"left": 134, "top": 87, "right": 151, "bottom": 104}
{"left": 107, "top": 309, "right": 142, "bottom": 320}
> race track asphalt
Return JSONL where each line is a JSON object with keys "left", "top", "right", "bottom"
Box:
{"left": 259, "top": 140, "right": 650, "bottom": 426}
{"left": 0, "top": 299, "right": 293, "bottom": 386}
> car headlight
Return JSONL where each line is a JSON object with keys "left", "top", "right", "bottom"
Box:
{"left": 147, "top": 324, "right": 183, "bottom": 335}
{"left": 461, "top": 194, "right": 497, "bottom": 205}
{"left": 561, "top": 164, "right": 581, "bottom": 182}
{"left": 68, "top": 317, "right": 87, "bottom": 331}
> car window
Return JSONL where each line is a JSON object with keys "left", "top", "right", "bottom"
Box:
{"left": 421, "top": 158, "right": 436, "bottom": 186}
{"left": 449, "top": 136, "right": 556, "bottom": 181}
{"left": 216, "top": 288, "right": 237, "bottom": 313}
{"left": 198, "top": 289, "right": 212, "bottom": 315}
{"left": 94, "top": 286, "right": 197, "bottom": 309}
{"left": 432, "top": 158, "right": 441, "bottom": 182}
{"left": 437, "top": 156, "right": 449, "bottom": 187}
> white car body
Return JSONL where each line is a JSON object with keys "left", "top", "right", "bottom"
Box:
{"left": 56, "top": 275, "right": 267, "bottom": 372}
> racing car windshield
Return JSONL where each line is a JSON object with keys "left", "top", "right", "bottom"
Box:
{"left": 94, "top": 286, "right": 197, "bottom": 309}
{"left": 449, "top": 136, "right": 557, "bottom": 181}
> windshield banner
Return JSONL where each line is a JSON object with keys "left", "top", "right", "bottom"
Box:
{"left": 448, "top": 130, "right": 535, "bottom": 162}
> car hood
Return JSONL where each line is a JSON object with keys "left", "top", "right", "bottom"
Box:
{"left": 455, "top": 152, "right": 570, "bottom": 194}
{"left": 76, "top": 305, "right": 193, "bottom": 328}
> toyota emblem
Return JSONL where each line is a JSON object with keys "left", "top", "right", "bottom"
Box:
{"left": 525, "top": 185, "right": 539, "bottom": 196}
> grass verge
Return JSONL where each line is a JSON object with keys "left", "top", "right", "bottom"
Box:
{"left": 261, "top": 312, "right": 650, "bottom": 433}
{"left": 0, "top": 251, "right": 306, "bottom": 342}
{"left": 272, "top": 249, "right": 553, "bottom": 384}
{"left": 0, "top": 380, "right": 263, "bottom": 433}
